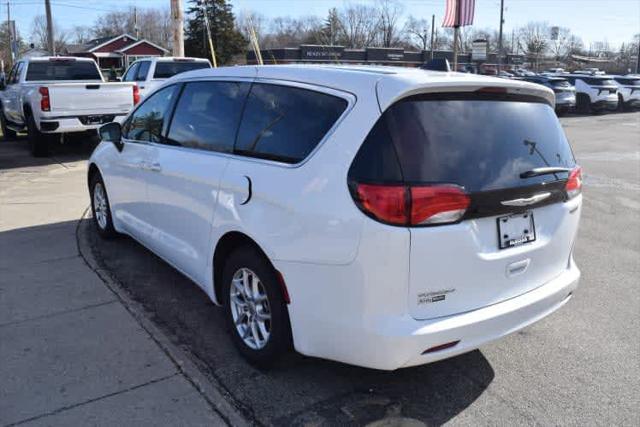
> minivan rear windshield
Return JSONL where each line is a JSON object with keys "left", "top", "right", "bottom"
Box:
{"left": 26, "top": 61, "right": 102, "bottom": 81}
{"left": 350, "top": 94, "right": 575, "bottom": 193}
{"left": 153, "top": 61, "right": 210, "bottom": 79}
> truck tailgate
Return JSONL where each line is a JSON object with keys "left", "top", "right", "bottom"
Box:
{"left": 47, "top": 83, "right": 134, "bottom": 114}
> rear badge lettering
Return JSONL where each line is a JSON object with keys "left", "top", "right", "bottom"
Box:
{"left": 418, "top": 289, "right": 455, "bottom": 305}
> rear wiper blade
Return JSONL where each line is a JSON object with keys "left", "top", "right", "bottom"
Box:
{"left": 520, "top": 167, "right": 572, "bottom": 179}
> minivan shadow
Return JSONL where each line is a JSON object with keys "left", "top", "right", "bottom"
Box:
{"left": 82, "top": 218, "right": 494, "bottom": 426}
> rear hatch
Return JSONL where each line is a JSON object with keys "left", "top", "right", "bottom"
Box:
{"left": 348, "top": 90, "right": 582, "bottom": 320}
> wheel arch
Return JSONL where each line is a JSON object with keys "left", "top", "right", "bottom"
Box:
{"left": 212, "top": 231, "right": 282, "bottom": 306}
{"left": 87, "top": 162, "right": 101, "bottom": 190}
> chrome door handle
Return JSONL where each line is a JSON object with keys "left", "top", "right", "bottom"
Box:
{"left": 147, "top": 162, "right": 162, "bottom": 172}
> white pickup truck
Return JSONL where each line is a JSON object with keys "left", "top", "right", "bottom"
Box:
{"left": 121, "top": 57, "right": 211, "bottom": 99}
{"left": 0, "top": 57, "right": 137, "bottom": 156}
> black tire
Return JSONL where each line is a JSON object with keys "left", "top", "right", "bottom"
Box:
{"left": 89, "top": 172, "right": 118, "bottom": 238}
{"left": 618, "top": 94, "right": 628, "bottom": 112}
{"left": 26, "top": 113, "right": 50, "bottom": 157}
{"left": 0, "top": 109, "right": 17, "bottom": 140}
{"left": 222, "top": 246, "right": 292, "bottom": 368}
{"left": 576, "top": 94, "right": 591, "bottom": 115}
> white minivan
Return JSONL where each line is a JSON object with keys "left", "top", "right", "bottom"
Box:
{"left": 88, "top": 65, "right": 582, "bottom": 370}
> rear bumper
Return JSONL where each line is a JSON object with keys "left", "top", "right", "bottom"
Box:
{"left": 39, "top": 114, "right": 127, "bottom": 134}
{"left": 591, "top": 99, "right": 618, "bottom": 110}
{"left": 283, "top": 258, "right": 580, "bottom": 371}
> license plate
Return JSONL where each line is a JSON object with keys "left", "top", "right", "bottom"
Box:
{"left": 497, "top": 211, "right": 536, "bottom": 249}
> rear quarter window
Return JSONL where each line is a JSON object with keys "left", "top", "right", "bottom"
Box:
{"left": 235, "top": 83, "right": 347, "bottom": 164}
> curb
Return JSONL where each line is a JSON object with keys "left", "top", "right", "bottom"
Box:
{"left": 76, "top": 207, "right": 251, "bottom": 427}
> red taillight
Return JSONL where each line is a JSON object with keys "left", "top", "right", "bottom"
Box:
{"left": 353, "top": 183, "right": 469, "bottom": 226}
{"left": 356, "top": 183, "right": 407, "bottom": 225}
{"left": 411, "top": 185, "right": 470, "bottom": 225}
{"left": 39, "top": 87, "right": 50, "bottom": 112}
{"left": 565, "top": 166, "right": 582, "bottom": 199}
{"left": 133, "top": 85, "right": 140, "bottom": 105}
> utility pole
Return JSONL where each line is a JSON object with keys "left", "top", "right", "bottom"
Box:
{"left": 45, "top": 0, "right": 55, "bottom": 55}
{"left": 636, "top": 40, "right": 640, "bottom": 74}
{"left": 497, "top": 0, "right": 504, "bottom": 72}
{"left": 453, "top": 0, "right": 461, "bottom": 70}
{"left": 171, "top": 0, "right": 184, "bottom": 57}
{"left": 134, "top": 7, "right": 139, "bottom": 39}
{"left": 430, "top": 14, "right": 435, "bottom": 59}
{"left": 6, "top": 1, "right": 11, "bottom": 65}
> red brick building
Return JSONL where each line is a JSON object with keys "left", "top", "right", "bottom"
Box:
{"left": 65, "top": 34, "right": 168, "bottom": 71}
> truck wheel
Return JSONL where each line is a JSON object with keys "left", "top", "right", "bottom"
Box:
{"left": 26, "top": 114, "right": 50, "bottom": 157}
{"left": 0, "top": 110, "right": 17, "bottom": 141}
{"left": 576, "top": 94, "right": 591, "bottom": 115}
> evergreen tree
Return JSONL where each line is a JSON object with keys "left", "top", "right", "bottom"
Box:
{"left": 185, "top": 0, "right": 246, "bottom": 65}
{"left": 321, "top": 8, "right": 341, "bottom": 46}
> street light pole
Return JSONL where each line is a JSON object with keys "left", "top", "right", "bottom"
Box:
{"left": 497, "top": 0, "right": 504, "bottom": 72}
{"left": 45, "top": 0, "right": 55, "bottom": 55}
{"left": 430, "top": 14, "right": 435, "bottom": 60}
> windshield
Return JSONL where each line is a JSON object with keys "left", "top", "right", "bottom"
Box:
{"left": 153, "top": 61, "right": 210, "bottom": 79}
{"left": 25, "top": 61, "right": 102, "bottom": 81}
{"left": 379, "top": 95, "right": 575, "bottom": 192}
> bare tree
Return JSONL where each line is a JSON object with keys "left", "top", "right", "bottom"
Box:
{"left": 31, "top": 15, "right": 69, "bottom": 53}
{"left": 377, "top": 0, "right": 403, "bottom": 47}
{"left": 71, "top": 25, "right": 93, "bottom": 44}
{"left": 236, "top": 10, "right": 267, "bottom": 46}
{"left": 92, "top": 6, "right": 171, "bottom": 49}
{"left": 262, "top": 16, "right": 323, "bottom": 48}
{"left": 403, "top": 17, "right": 430, "bottom": 50}
{"left": 338, "top": 3, "right": 379, "bottom": 48}
{"left": 518, "top": 22, "right": 549, "bottom": 69}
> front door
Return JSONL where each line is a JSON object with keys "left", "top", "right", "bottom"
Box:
{"left": 107, "top": 84, "right": 179, "bottom": 244}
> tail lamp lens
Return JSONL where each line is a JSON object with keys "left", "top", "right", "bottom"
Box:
{"left": 353, "top": 183, "right": 469, "bottom": 226}
{"left": 411, "top": 186, "right": 470, "bottom": 225}
{"left": 356, "top": 184, "right": 407, "bottom": 225}
{"left": 565, "top": 166, "right": 582, "bottom": 199}
{"left": 39, "top": 87, "right": 50, "bottom": 112}
{"left": 133, "top": 85, "right": 140, "bottom": 105}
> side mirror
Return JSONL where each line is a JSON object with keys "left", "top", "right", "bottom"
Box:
{"left": 99, "top": 122, "right": 124, "bottom": 152}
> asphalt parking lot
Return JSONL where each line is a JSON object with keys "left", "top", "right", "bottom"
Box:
{"left": 2, "top": 111, "right": 639, "bottom": 426}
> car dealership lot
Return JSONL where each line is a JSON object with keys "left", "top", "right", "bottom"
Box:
{"left": 1, "top": 111, "right": 639, "bottom": 425}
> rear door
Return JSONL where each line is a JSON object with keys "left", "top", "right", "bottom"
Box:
{"left": 352, "top": 92, "right": 582, "bottom": 320}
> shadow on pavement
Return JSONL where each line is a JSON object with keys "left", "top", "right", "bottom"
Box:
{"left": 0, "top": 134, "right": 98, "bottom": 170}
{"left": 83, "top": 218, "right": 495, "bottom": 426}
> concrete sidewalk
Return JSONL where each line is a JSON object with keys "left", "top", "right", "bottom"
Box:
{"left": 0, "top": 141, "right": 224, "bottom": 426}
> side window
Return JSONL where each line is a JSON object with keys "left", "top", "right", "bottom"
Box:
{"left": 124, "top": 85, "right": 177, "bottom": 143}
{"left": 122, "top": 63, "right": 139, "bottom": 82}
{"left": 166, "top": 81, "right": 250, "bottom": 152}
{"left": 136, "top": 61, "right": 150, "bottom": 81}
{"left": 235, "top": 84, "right": 347, "bottom": 163}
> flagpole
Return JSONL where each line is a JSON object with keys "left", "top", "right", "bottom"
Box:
{"left": 453, "top": 0, "right": 461, "bottom": 71}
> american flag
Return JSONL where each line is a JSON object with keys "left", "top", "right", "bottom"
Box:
{"left": 442, "top": 0, "right": 476, "bottom": 27}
